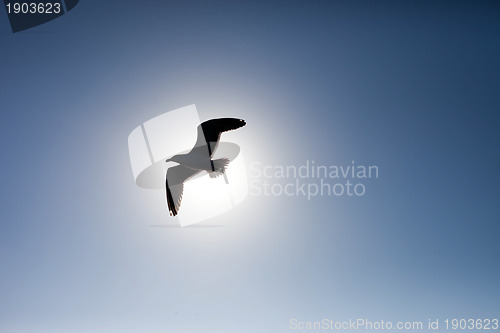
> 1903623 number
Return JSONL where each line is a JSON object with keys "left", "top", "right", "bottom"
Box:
{"left": 5, "top": 2, "right": 62, "bottom": 14}
{"left": 444, "top": 318, "right": 499, "bottom": 330}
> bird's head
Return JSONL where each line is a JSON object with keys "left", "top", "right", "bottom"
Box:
{"left": 165, "top": 156, "right": 179, "bottom": 164}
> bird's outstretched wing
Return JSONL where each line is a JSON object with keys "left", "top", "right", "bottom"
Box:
{"left": 165, "top": 165, "right": 201, "bottom": 216}
{"left": 193, "top": 118, "right": 246, "bottom": 158}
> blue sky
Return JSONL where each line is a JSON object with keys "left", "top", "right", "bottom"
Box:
{"left": 0, "top": 1, "right": 499, "bottom": 332}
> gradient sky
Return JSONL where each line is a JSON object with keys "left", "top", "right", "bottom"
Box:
{"left": 1, "top": 1, "right": 499, "bottom": 332}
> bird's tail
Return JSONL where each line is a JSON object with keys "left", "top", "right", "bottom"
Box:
{"left": 209, "top": 158, "right": 230, "bottom": 178}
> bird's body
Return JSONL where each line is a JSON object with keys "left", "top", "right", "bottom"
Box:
{"left": 168, "top": 148, "right": 212, "bottom": 171}
{"left": 164, "top": 118, "right": 246, "bottom": 216}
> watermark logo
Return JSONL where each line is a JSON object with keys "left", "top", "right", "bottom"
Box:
{"left": 249, "top": 160, "right": 379, "bottom": 200}
{"left": 128, "top": 105, "right": 248, "bottom": 227}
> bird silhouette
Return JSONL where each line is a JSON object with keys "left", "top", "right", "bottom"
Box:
{"left": 165, "top": 118, "right": 246, "bottom": 216}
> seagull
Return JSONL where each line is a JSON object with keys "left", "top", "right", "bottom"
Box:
{"left": 165, "top": 118, "right": 246, "bottom": 216}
